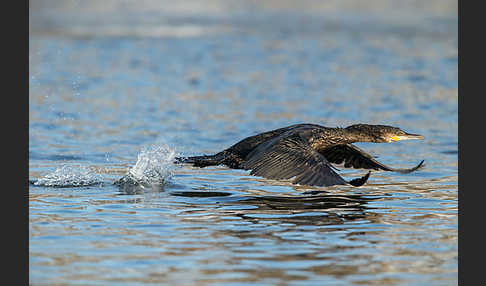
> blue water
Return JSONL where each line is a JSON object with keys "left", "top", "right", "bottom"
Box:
{"left": 29, "top": 2, "right": 457, "bottom": 285}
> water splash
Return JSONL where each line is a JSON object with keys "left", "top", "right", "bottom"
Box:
{"left": 115, "top": 143, "right": 177, "bottom": 189}
{"left": 32, "top": 165, "right": 102, "bottom": 187}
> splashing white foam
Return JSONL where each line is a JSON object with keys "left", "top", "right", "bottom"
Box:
{"left": 125, "top": 143, "right": 176, "bottom": 185}
{"left": 33, "top": 165, "right": 102, "bottom": 187}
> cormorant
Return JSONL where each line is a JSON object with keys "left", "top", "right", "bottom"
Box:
{"left": 176, "top": 123, "right": 425, "bottom": 187}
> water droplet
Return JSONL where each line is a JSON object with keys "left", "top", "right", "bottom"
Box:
{"left": 33, "top": 165, "right": 102, "bottom": 187}
{"left": 126, "top": 143, "right": 176, "bottom": 184}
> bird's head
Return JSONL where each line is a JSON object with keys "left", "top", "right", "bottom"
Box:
{"left": 345, "top": 124, "right": 424, "bottom": 143}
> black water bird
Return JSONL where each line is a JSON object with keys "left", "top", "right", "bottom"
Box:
{"left": 176, "top": 123, "right": 425, "bottom": 187}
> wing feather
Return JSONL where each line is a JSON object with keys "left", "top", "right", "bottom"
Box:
{"left": 241, "top": 135, "right": 354, "bottom": 187}
{"left": 321, "top": 144, "right": 424, "bottom": 173}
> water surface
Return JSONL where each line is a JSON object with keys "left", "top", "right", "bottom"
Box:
{"left": 29, "top": 1, "right": 457, "bottom": 285}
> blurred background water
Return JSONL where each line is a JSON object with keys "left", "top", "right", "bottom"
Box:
{"left": 29, "top": 0, "right": 457, "bottom": 285}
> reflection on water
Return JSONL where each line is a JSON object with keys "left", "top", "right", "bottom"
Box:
{"left": 29, "top": 1, "right": 457, "bottom": 285}
{"left": 30, "top": 177, "right": 457, "bottom": 285}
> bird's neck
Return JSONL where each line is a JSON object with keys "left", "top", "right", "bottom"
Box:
{"left": 341, "top": 128, "right": 376, "bottom": 143}
{"left": 310, "top": 127, "right": 377, "bottom": 151}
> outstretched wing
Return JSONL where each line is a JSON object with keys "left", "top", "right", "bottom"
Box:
{"left": 321, "top": 144, "right": 424, "bottom": 174}
{"left": 241, "top": 134, "right": 367, "bottom": 187}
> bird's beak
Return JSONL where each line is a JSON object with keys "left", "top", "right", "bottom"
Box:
{"left": 391, "top": 132, "right": 424, "bottom": 142}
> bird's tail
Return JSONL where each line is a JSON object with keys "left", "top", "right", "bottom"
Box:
{"left": 175, "top": 152, "right": 226, "bottom": 168}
